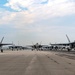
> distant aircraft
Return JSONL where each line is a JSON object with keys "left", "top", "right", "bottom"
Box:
{"left": 27, "top": 43, "right": 49, "bottom": 51}
{"left": 9, "top": 45, "right": 23, "bottom": 51}
{"left": 0, "top": 37, "right": 13, "bottom": 52}
{"left": 9, "top": 41, "right": 29, "bottom": 51}
{"left": 51, "top": 35, "right": 75, "bottom": 51}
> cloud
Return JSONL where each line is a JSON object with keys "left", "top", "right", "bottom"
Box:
{"left": 0, "top": 0, "right": 75, "bottom": 27}
{"left": 0, "top": 11, "right": 16, "bottom": 25}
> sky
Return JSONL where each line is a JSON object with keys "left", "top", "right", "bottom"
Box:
{"left": 0, "top": 0, "right": 75, "bottom": 46}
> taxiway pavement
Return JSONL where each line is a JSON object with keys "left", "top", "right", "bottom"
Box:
{"left": 0, "top": 50, "right": 75, "bottom": 75}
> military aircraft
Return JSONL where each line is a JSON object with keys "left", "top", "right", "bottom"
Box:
{"left": 51, "top": 35, "right": 75, "bottom": 51}
{"left": 27, "top": 43, "right": 42, "bottom": 51}
{"left": 9, "top": 45, "right": 23, "bottom": 51}
{"left": 27, "top": 43, "right": 49, "bottom": 51}
{"left": 0, "top": 37, "right": 13, "bottom": 52}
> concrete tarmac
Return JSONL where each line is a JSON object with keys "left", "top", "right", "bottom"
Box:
{"left": 0, "top": 50, "right": 75, "bottom": 75}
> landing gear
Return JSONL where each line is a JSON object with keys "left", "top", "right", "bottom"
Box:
{"left": 1, "top": 49, "right": 3, "bottom": 53}
{"left": 67, "top": 48, "right": 71, "bottom": 51}
{"left": 12, "top": 48, "right": 13, "bottom": 51}
{"left": 32, "top": 49, "right": 33, "bottom": 51}
{"left": 17, "top": 49, "right": 18, "bottom": 51}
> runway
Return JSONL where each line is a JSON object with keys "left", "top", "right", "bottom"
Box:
{"left": 0, "top": 50, "right": 75, "bottom": 75}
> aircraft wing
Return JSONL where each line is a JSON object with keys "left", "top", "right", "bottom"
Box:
{"left": 26, "top": 45, "right": 34, "bottom": 49}
{"left": 51, "top": 43, "right": 69, "bottom": 46}
{"left": 40, "top": 45, "right": 49, "bottom": 47}
{"left": 0, "top": 43, "right": 13, "bottom": 46}
{"left": 26, "top": 45, "right": 43, "bottom": 48}
{"left": 26, "top": 45, "right": 34, "bottom": 47}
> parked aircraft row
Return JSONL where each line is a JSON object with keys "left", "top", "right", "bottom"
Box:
{"left": 0, "top": 37, "right": 30, "bottom": 52}
{"left": 9, "top": 45, "right": 29, "bottom": 51}
{"left": 26, "top": 35, "right": 75, "bottom": 51}
{"left": 50, "top": 35, "right": 75, "bottom": 51}
{"left": 0, "top": 35, "right": 75, "bottom": 52}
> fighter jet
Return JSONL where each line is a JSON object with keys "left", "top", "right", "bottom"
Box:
{"left": 51, "top": 35, "right": 75, "bottom": 51}
{"left": 27, "top": 43, "right": 49, "bottom": 51}
{"left": 0, "top": 37, "right": 13, "bottom": 52}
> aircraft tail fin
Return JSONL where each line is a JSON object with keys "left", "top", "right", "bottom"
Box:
{"left": 66, "top": 34, "right": 70, "bottom": 43}
{"left": 0, "top": 37, "right": 4, "bottom": 43}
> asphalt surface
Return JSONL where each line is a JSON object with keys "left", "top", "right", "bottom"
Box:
{"left": 0, "top": 50, "right": 75, "bottom": 75}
